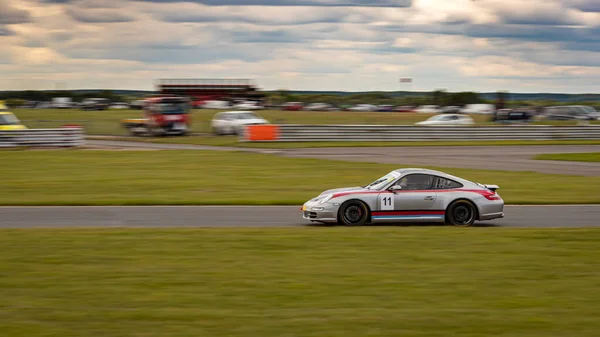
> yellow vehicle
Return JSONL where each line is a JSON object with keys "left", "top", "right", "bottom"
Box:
{"left": 0, "top": 101, "right": 27, "bottom": 130}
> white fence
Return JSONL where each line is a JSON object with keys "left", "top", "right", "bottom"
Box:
{"left": 243, "top": 124, "right": 600, "bottom": 142}
{"left": 0, "top": 128, "right": 84, "bottom": 147}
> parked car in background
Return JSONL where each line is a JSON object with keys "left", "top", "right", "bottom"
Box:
{"left": 414, "top": 105, "right": 441, "bottom": 113}
{"left": 0, "top": 101, "right": 27, "bottom": 130}
{"left": 202, "top": 100, "right": 231, "bottom": 109}
{"left": 20, "top": 101, "right": 40, "bottom": 108}
{"left": 211, "top": 111, "right": 269, "bottom": 135}
{"left": 35, "top": 101, "right": 53, "bottom": 109}
{"left": 130, "top": 100, "right": 145, "bottom": 109}
{"left": 51, "top": 97, "right": 74, "bottom": 109}
{"left": 282, "top": 102, "right": 303, "bottom": 111}
{"left": 460, "top": 104, "right": 495, "bottom": 114}
{"left": 415, "top": 114, "right": 475, "bottom": 126}
{"left": 376, "top": 105, "right": 395, "bottom": 112}
{"left": 440, "top": 106, "right": 461, "bottom": 114}
{"left": 81, "top": 98, "right": 110, "bottom": 110}
{"left": 394, "top": 105, "right": 416, "bottom": 112}
{"left": 493, "top": 109, "right": 533, "bottom": 123}
{"left": 541, "top": 105, "right": 600, "bottom": 121}
{"left": 304, "top": 103, "right": 333, "bottom": 111}
{"left": 109, "top": 102, "right": 130, "bottom": 109}
{"left": 232, "top": 101, "right": 264, "bottom": 110}
{"left": 348, "top": 104, "right": 377, "bottom": 112}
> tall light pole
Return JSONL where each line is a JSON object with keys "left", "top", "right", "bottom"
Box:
{"left": 399, "top": 77, "right": 413, "bottom": 103}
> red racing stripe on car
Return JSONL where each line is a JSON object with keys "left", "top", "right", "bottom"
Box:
{"left": 332, "top": 191, "right": 382, "bottom": 198}
{"left": 332, "top": 189, "right": 498, "bottom": 199}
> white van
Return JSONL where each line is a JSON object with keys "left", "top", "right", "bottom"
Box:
{"left": 460, "top": 104, "right": 496, "bottom": 114}
{"left": 51, "top": 97, "right": 74, "bottom": 109}
{"left": 202, "top": 100, "right": 231, "bottom": 109}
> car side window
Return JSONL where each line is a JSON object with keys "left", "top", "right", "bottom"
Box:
{"left": 433, "top": 176, "right": 463, "bottom": 189}
{"left": 394, "top": 174, "right": 434, "bottom": 190}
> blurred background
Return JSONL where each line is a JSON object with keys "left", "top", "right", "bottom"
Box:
{"left": 2, "top": 1, "right": 600, "bottom": 337}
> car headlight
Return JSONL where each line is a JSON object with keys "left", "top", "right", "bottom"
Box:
{"left": 312, "top": 194, "right": 333, "bottom": 204}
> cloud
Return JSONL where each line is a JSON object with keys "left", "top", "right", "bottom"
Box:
{"left": 65, "top": 7, "right": 135, "bottom": 22}
{"left": 230, "top": 29, "right": 306, "bottom": 43}
{"left": 2, "top": 0, "right": 600, "bottom": 93}
{"left": 0, "top": 25, "right": 15, "bottom": 36}
{"left": 569, "top": 0, "right": 600, "bottom": 12}
{"left": 136, "top": 0, "right": 411, "bottom": 7}
{"left": 0, "top": 2, "right": 32, "bottom": 24}
{"left": 156, "top": 4, "right": 347, "bottom": 25}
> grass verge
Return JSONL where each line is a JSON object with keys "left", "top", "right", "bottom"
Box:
{"left": 2, "top": 150, "right": 600, "bottom": 205}
{"left": 1, "top": 228, "right": 600, "bottom": 337}
{"left": 91, "top": 135, "right": 600, "bottom": 148}
{"left": 534, "top": 152, "right": 600, "bottom": 163}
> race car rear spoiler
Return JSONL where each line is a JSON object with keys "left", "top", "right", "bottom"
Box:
{"left": 477, "top": 183, "right": 499, "bottom": 192}
{"left": 484, "top": 184, "right": 499, "bottom": 192}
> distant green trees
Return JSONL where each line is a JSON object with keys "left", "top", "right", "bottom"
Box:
{"left": 430, "top": 90, "right": 482, "bottom": 106}
{"left": 266, "top": 90, "right": 483, "bottom": 107}
{"left": 3, "top": 89, "right": 600, "bottom": 110}
{"left": 0, "top": 90, "right": 127, "bottom": 103}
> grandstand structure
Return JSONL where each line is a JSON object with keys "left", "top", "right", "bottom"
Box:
{"left": 156, "top": 79, "right": 266, "bottom": 103}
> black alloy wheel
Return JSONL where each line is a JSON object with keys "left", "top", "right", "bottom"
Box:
{"left": 338, "top": 201, "right": 369, "bottom": 226}
{"left": 446, "top": 200, "right": 477, "bottom": 227}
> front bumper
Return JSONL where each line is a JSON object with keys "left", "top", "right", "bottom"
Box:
{"left": 301, "top": 201, "right": 337, "bottom": 223}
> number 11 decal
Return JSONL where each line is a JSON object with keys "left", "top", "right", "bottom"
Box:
{"left": 380, "top": 194, "right": 394, "bottom": 210}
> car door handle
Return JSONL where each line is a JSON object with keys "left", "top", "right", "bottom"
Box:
{"left": 424, "top": 196, "right": 434, "bottom": 200}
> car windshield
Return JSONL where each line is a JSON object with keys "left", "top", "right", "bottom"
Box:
{"left": 364, "top": 171, "right": 401, "bottom": 190}
{"left": 235, "top": 112, "right": 259, "bottom": 119}
{"left": 0, "top": 114, "right": 20, "bottom": 125}
{"left": 581, "top": 106, "right": 597, "bottom": 113}
{"left": 153, "top": 103, "right": 187, "bottom": 114}
{"left": 571, "top": 107, "right": 590, "bottom": 115}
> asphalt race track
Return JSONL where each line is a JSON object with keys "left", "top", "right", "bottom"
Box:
{"left": 1, "top": 205, "right": 599, "bottom": 228}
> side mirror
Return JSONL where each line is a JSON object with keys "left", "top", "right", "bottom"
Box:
{"left": 389, "top": 185, "right": 402, "bottom": 192}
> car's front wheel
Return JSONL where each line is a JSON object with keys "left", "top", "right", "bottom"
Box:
{"left": 338, "top": 200, "right": 369, "bottom": 226}
{"left": 446, "top": 200, "right": 477, "bottom": 227}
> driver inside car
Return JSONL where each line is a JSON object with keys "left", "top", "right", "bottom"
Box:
{"left": 397, "top": 175, "right": 432, "bottom": 190}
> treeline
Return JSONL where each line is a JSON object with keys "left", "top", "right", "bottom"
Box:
{"left": 0, "top": 90, "right": 130, "bottom": 103}
{"left": 266, "top": 90, "right": 491, "bottom": 107}
{"left": 2, "top": 89, "right": 600, "bottom": 110}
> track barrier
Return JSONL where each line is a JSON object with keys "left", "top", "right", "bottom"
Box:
{"left": 0, "top": 128, "right": 85, "bottom": 148}
{"left": 241, "top": 124, "right": 600, "bottom": 142}
{"left": 243, "top": 125, "right": 280, "bottom": 141}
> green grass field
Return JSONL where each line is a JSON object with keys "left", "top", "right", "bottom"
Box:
{"left": 1, "top": 228, "right": 599, "bottom": 337}
{"left": 2, "top": 150, "right": 599, "bottom": 205}
{"left": 535, "top": 152, "right": 600, "bottom": 163}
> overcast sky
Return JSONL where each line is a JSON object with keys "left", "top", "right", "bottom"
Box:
{"left": 1, "top": 0, "right": 600, "bottom": 93}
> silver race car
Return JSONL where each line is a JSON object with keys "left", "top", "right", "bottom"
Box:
{"left": 301, "top": 168, "right": 504, "bottom": 227}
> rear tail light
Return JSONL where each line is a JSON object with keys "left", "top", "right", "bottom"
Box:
{"left": 483, "top": 191, "right": 501, "bottom": 200}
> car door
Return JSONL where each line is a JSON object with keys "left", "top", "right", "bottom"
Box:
{"left": 375, "top": 174, "right": 439, "bottom": 222}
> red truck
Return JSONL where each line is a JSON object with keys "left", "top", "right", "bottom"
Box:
{"left": 122, "top": 95, "right": 191, "bottom": 136}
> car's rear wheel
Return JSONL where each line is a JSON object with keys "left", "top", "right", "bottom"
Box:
{"left": 338, "top": 200, "right": 369, "bottom": 226}
{"left": 446, "top": 200, "right": 477, "bottom": 227}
